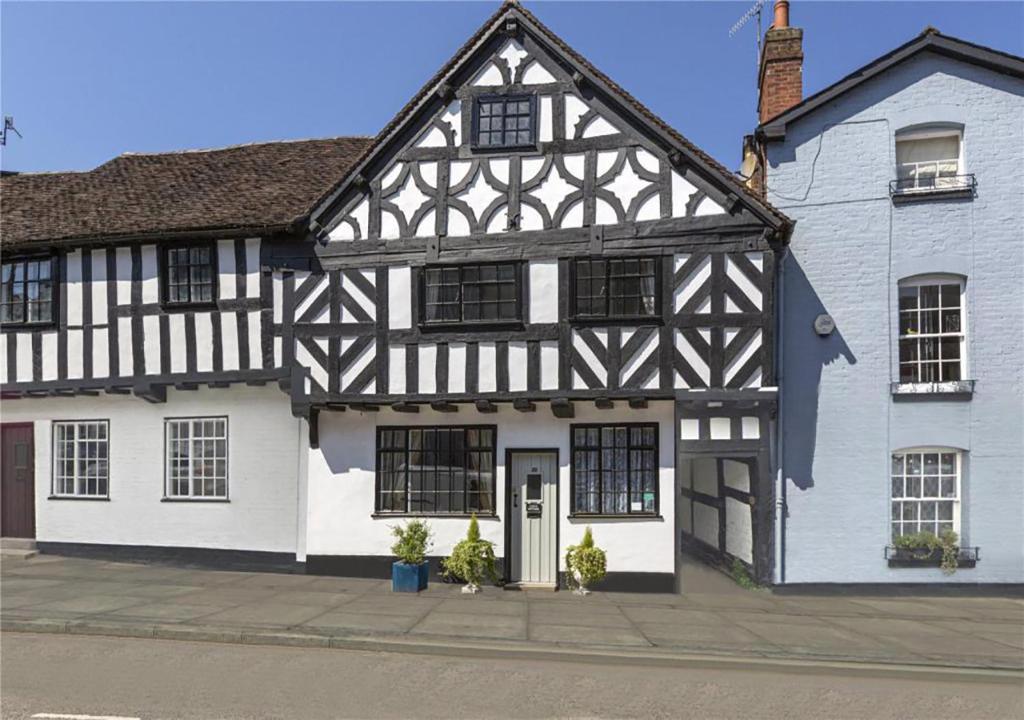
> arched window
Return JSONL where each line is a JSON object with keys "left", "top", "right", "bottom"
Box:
{"left": 898, "top": 275, "right": 965, "bottom": 383}
{"left": 891, "top": 448, "right": 962, "bottom": 541}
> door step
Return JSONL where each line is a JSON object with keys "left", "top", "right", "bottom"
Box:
{"left": 0, "top": 537, "right": 38, "bottom": 558}
{"left": 505, "top": 581, "right": 557, "bottom": 591}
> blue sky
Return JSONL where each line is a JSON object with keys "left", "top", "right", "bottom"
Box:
{"left": 2, "top": 2, "right": 1021, "bottom": 174}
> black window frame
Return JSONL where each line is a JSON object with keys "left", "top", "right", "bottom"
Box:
{"left": 1, "top": 254, "right": 58, "bottom": 330}
{"left": 375, "top": 425, "right": 498, "bottom": 517}
{"left": 570, "top": 256, "right": 661, "bottom": 323}
{"left": 160, "top": 242, "right": 218, "bottom": 309}
{"left": 471, "top": 94, "right": 538, "bottom": 151}
{"left": 418, "top": 262, "right": 525, "bottom": 329}
{"left": 570, "top": 423, "right": 660, "bottom": 517}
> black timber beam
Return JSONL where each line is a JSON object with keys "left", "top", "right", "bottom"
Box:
{"left": 308, "top": 409, "right": 320, "bottom": 450}
{"left": 627, "top": 397, "right": 648, "bottom": 409}
{"left": 430, "top": 401, "right": 459, "bottom": 413}
{"left": 475, "top": 400, "right": 498, "bottom": 414}
{"left": 392, "top": 402, "right": 420, "bottom": 413}
{"left": 133, "top": 383, "right": 167, "bottom": 404}
{"left": 513, "top": 399, "right": 536, "bottom": 412}
{"left": 594, "top": 397, "right": 614, "bottom": 410}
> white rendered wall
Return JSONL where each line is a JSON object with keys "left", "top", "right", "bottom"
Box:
{"left": 306, "top": 401, "right": 675, "bottom": 575}
{"left": 1, "top": 386, "right": 301, "bottom": 553}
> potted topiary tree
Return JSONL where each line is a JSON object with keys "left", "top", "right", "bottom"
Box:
{"left": 564, "top": 526, "right": 607, "bottom": 595}
{"left": 442, "top": 514, "right": 499, "bottom": 594}
{"left": 391, "top": 519, "right": 432, "bottom": 592}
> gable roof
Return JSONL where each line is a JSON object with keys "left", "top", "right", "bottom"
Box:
{"left": 1, "top": 137, "right": 372, "bottom": 249}
{"left": 760, "top": 28, "right": 1024, "bottom": 140}
{"left": 310, "top": 1, "right": 790, "bottom": 233}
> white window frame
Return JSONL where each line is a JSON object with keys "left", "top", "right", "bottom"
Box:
{"left": 894, "top": 127, "right": 964, "bottom": 192}
{"left": 890, "top": 447, "right": 963, "bottom": 541}
{"left": 51, "top": 420, "right": 110, "bottom": 498}
{"left": 897, "top": 274, "right": 967, "bottom": 384}
{"left": 164, "top": 416, "right": 229, "bottom": 500}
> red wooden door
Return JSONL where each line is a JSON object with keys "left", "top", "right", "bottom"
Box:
{"left": 1, "top": 423, "right": 35, "bottom": 538}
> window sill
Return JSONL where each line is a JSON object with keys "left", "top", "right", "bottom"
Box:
{"left": 160, "top": 302, "right": 220, "bottom": 313}
{"left": 891, "top": 380, "right": 974, "bottom": 401}
{"left": 569, "top": 316, "right": 663, "bottom": 327}
{"left": 160, "top": 497, "right": 230, "bottom": 503}
{"left": 569, "top": 513, "right": 662, "bottom": 521}
{"left": 2, "top": 322, "right": 57, "bottom": 334}
{"left": 418, "top": 321, "right": 524, "bottom": 333}
{"left": 48, "top": 495, "right": 110, "bottom": 501}
{"left": 371, "top": 512, "right": 498, "bottom": 520}
{"left": 890, "top": 186, "right": 975, "bottom": 204}
{"left": 885, "top": 546, "right": 979, "bottom": 569}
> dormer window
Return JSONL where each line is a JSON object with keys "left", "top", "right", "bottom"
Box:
{"left": 472, "top": 95, "right": 536, "bottom": 149}
{"left": 893, "top": 128, "right": 966, "bottom": 194}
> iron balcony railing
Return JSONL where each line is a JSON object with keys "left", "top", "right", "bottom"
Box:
{"left": 890, "top": 171, "right": 977, "bottom": 197}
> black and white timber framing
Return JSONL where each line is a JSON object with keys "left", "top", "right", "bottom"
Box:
{"left": 1, "top": 3, "right": 790, "bottom": 584}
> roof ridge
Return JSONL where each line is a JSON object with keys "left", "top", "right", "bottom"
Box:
{"left": 116, "top": 135, "right": 374, "bottom": 159}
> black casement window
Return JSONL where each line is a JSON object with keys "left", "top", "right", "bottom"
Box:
{"left": 422, "top": 263, "right": 521, "bottom": 325}
{"left": 1, "top": 256, "right": 55, "bottom": 327}
{"left": 164, "top": 245, "right": 216, "bottom": 306}
{"left": 377, "top": 426, "right": 496, "bottom": 515}
{"left": 571, "top": 424, "right": 658, "bottom": 516}
{"left": 572, "top": 258, "right": 659, "bottom": 320}
{"left": 473, "top": 95, "right": 536, "bottom": 149}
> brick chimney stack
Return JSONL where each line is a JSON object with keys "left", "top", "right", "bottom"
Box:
{"left": 758, "top": 0, "right": 803, "bottom": 124}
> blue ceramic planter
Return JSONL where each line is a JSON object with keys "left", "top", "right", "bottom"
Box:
{"left": 392, "top": 560, "right": 429, "bottom": 592}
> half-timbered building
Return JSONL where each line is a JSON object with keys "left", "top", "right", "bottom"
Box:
{"left": 1, "top": 2, "right": 790, "bottom": 590}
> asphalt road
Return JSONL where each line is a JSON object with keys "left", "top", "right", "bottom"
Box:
{"left": 1, "top": 633, "right": 1020, "bottom": 719}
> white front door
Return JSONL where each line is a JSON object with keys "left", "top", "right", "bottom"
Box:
{"left": 509, "top": 451, "right": 558, "bottom": 586}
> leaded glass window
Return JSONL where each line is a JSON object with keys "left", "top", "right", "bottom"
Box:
{"left": 891, "top": 448, "right": 961, "bottom": 539}
{"left": 165, "top": 245, "right": 215, "bottom": 306}
{"left": 1, "top": 257, "right": 54, "bottom": 326}
{"left": 573, "top": 258, "right": 658, "bottom": 319}
{"left": 423, "top": 263, "right": 520, "bottom": 324}
{"left": 474, "top": 95, "right": 536, "bottom": 149}
{"left": 572, "top": 424, "right": 658, "bottom": 515}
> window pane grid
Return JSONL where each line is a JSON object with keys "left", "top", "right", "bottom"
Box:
{"left": 891, "top": 450, "right": 960, "bottom": 540}
{"left": 376, "top": 427, "right": 495, "bottom": 515}
{"left": 574, "top": 258, "right": 657, "bottom": 319}
{"left": 571, "top": 424, "right": 657, "bottom": 515}
{"left": 52, "top": 421, "right": 109, "bottom": 497}
{"left": 166, "top": 418, "right": 228, "bottom": 498}
{"left": 476, "top": 96, "right": 534, "bottom": 148}
{"left": 898, "top": 281, "right": 963, "bottom": 383}
{"left": 423, "top": 263, "right": 519, "bottom": 324}
{"left": 2, "top": 258, "right": 54, "bottom": 326}
{"left": 166, "top": 246, "right": 215, "bottom": 306}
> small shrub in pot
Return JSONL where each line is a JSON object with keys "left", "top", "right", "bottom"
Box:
{"left": 564, "top": 526, "right": 607, "bottom": 595}
{"left": 442, "top": 514, "right": 498, "bottom": 594}
{"left": 391, "top": 520, "right": 432, "bottom": 592}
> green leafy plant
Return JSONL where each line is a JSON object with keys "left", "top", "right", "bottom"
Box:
{"left": 391, "top": 519, "right": 432, "bottom": 565}
{"left": 730, "top": 558, "right": 759, "bottom": 590}
{"left": 892, "top": 529, "right": 961, "bottom": 574}
{"left": 564, "top": 526, "right": 607, "bottom": 595}
{"left": 441, "top": 514, "right": 498, "bottom": 591}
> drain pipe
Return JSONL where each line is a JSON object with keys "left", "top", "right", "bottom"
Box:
{"left": 774, "top": 246, "right": 788, "bottom": 585}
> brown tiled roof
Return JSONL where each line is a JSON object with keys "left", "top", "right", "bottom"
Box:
{"left": 1, "top": 137, "right": 372, "bottom": 248}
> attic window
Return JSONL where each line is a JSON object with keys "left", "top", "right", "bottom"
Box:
{"left": 472, "top": 95, "right": 536, "bottom": 149}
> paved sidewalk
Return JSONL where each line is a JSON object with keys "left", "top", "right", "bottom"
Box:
{"left": 2, "top": 554, "right": 1021, "bottom": 672}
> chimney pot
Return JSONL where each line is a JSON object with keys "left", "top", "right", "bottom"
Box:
{"left": 774, "top": 0, "right": 790, "bottom": 29}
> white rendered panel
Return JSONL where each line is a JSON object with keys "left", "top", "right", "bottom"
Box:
{"left": 169, "top": 314, "right": 187, "bottom": 374}
{"left": 341, "top": 336, "right": 374, "bottom": 393}
{"left": 694, "top": 196, "right": 726, "bottom": 216}
{"left": 248, "top": 311, "right": 263, "bottom": 370}
{"left": 539, "top": 96, "right": 553, "bottom": 142}
{"left": 528, "top": 261, "right": 558, "bottom": 324}
{"left": 389, "top": 346, "right": 406, "bottom": 395}
{"left": 218, "top": 240, "right": 237, "bottom": 300}
{"left": 115, "top": 247, "right": 133, "bottom": 305}
{"left": 65, "top": 250, "right": 83, "bottom": 327}
{"left": 65, "top": 329, "right": 84, "bottom": 380}
{"left": 521, "top": 59, "right": 555, "bottom": 84}
{"left": 91, "top": 328, "right": 108, "bottom": 378}
{"left": 671, "top": 170, "right": 698, "bottom": 218}
{"left": 41, "top": 332, "right": 58, "bottom": 381}
{"left": 90, "top": 250, "right": 108, "bottom": 326}
{"left": 478, "top": 342, "right": 497, "bottom": 393}
{"left": 193, "top": 313, "right": 213, "bottom": 373}
{"left": 0, "top": 335, "right": 7, "bottom": 382}
{"left": 725, "top": 497, "right": 754, "bottom": 563}
{"left": 245, "top": 238, "right": 261, "bottom": 298}
{"left": 13, "top": 334, "right": 30, "bottom": 382}
{"left": 388, "top": 266, "right": 412, "bottom": 330}
{"left": 508, "top": 341, "right": 527, "bottom": 392}
{"left": 140, "top": 245, "right": 159, "bottom": 304}
{"left": 143, "top": 315, "right": 161, "bottom": 374}
{"left": 741, "top": 416, "right": 760, "bottom": 439}
{"left": 418, "top": 344, "right": 437, "bottom": 394}
{"left": 273, "top": 273, "right": 284, "bottom": 323}
{"left": 710, "top": 417, "right": 731, "bottom": 440}
{"left": 540, "top": 341, "right": 559, "bottom": 390}
{"left": 220, "top": 312, "right": 239, "bottom": 371}
{"left": 448, "top": 342, "right": 467, "bottom": 394}
{"left": 117, "top": 318, "right": 133, "bottom": 377}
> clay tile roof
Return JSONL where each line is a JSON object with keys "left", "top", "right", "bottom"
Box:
{"left": 1, "top": 136, "right": 372, "bottom": 249}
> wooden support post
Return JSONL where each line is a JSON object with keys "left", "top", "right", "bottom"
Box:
{"left": 308, "top": 409, "right": 320, "bottom": 450}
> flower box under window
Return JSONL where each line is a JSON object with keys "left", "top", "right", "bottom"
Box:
{"left": 885, "top": 545, "right": 979, "bottom": 569}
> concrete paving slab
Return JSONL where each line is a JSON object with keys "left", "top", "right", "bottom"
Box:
{"left": 100, "top": 602, "right": 235, "bottom": 622}
{"left": 737, "top": 620, "right": 895, "bottom": 655}
{"left": 618, "top": 606, "right": 725, "bottom": 626}
{"left": 528, "top": 605, "right": 634, "bottom": 628}
{"left": 231, "top": 573, "right": 319, "bottom": 589}
{"left": 0, "top": 577, "right": 69, "bottom": 593}
{"left": 412, "top": 611, "right": 527, "bottom": 641}
{"left": 434, "top": 598, "right": 527, "bottom": 616}
{"left": 684, "top": 592, "right": 781, "bottom": 611}
{"left": 848, "top": 598, "right": 954, "bottom": 618}
{"left": 339, "top": 598, "right": 442, "bottom": 617}
{"left": 530, "top": 622, "right": 649, "bottom": 647}
{"left": 170, "top": 587, "right": 287, "bottom": 604}
{"left": 302, "top": 576, "right": 389, "bottom": 593}
{"left": 30, "top": 594, "right": 151, "bottom": 615}
{"left": 594, "top": 591, "right": 684, "bottom": 607}
{"left": 195, "top": 602, "right": 331, "bottom": 627}
{"left": 266, "top": 590, "right": 357, "bottom": 608}
{"left": 718, "top": 609, "right": 831, "bottom": 626}
{"left": 526, "top": 598, "right": 624, "bottom": 615}
{"left": 635, "top": 620, "right": 775, "bottom": 651}
{"left": 302, "top": 611, "right": 422, "bottom": 634}
{"left": 924, "top": 620, "right": 1024, "bottom": 651}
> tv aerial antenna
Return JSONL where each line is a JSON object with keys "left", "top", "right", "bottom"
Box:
{"left": 729, "top": 0, "right": 770, "bottom": 77}
{"left": 0, "top": 117, "right": 22, "bottom": 146}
